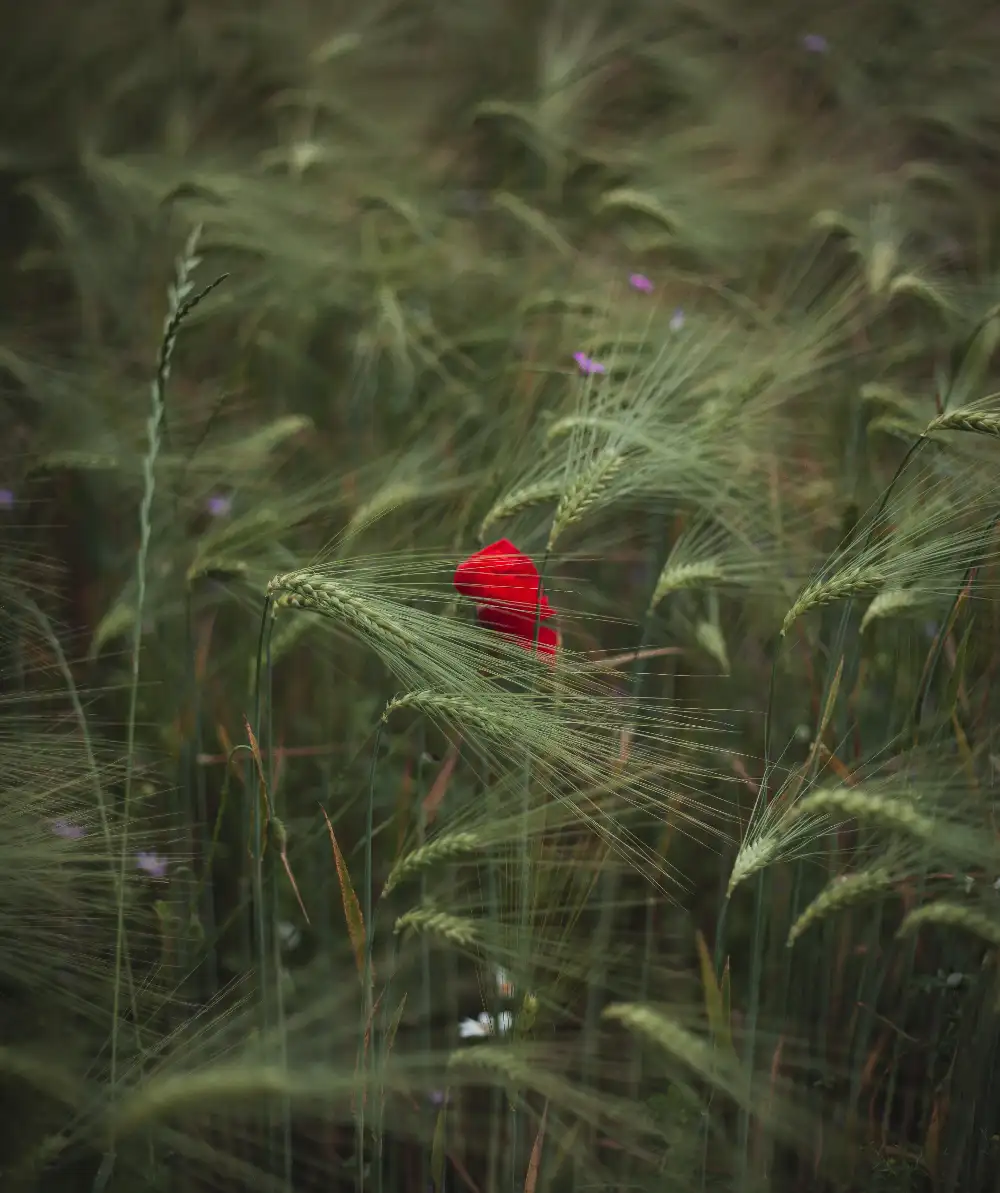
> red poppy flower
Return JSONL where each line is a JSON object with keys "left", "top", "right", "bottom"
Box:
{"left": 454, "top": 539, "right": 559, "bottom": 657}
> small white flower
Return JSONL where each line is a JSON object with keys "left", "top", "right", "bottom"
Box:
{"left": 459, "top": 1013, "right": 493, "bottom": 1039}
{"left": 458, "top": 1010, "right": 515, "bottom": 1039}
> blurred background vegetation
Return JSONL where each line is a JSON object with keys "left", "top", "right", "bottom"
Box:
{"left": 2, "top": 1, "right": 1000, "bottom": 1191}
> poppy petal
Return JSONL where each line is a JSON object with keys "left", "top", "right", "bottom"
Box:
{"left": 454, "top": 540, "right": 550, "bottom": 611}
{"left": 455, "top": 539, "right": 559, "bottom": 659}
{"left": 476, "top": 607, "right": 559, "bottom": 656}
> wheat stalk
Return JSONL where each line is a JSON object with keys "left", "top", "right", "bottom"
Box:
{"left": 268, "top": 573, "right": 416, "bottom": 653}
{"left": 727, "top": 834, "right": 782, "bottom": 898}
{"left": 109, "top": 226, "right": 226, "bottom": 1133}
{"left": 547, "top": 450, "right": 626, "bottom": 549}
{"left": 385, "top": 690, "right": 527, "bottom": 741}
{"left": 110, "top": 1065, "right": 359, "bottom": 1137}
{"left": 786, "top": 788, "right": 938, "bottom": 842}
{"left": 924, "top": 408, "right": 1000, "bottom": 439}
{"left": 652, "top": 561, "right": 726, "bottom": 609}
{"left": 785, "top": 786, "right": 999, "bottom": 868}
{"left": 860, "top": 587, "right": 925, "bottom": 631}
{"left": 602, "top": 1004, "right": 742, "bottom": 1096}
{"left": 479, "top": 481, "right": 563, "bottom": 539}
{"left": 727, "top": 778, "right": 833, "bottom": 899}
{"left": 787, "top": 868, "right": 896, "bottom": 946}
{"left": 897, "top": 901, "right": 1000, "bottom": 946}
{"left": 394, "top": 907, "right": 480, "bottom": 947}
{"left": 782, "top": 565, "right": 887, "bottom": 635}
{"left": 383, "top": 832, "right": 483, "bottom": 894}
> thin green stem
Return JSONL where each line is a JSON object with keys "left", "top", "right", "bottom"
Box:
{"left": 251, "top": 598, "right": 273, "bottom": 1037}
{"left": 103, "top": 240, "right": 224, "bottom": 1192}
{"left": 736, "top": 870, "right": 769, "bottom": 1192}
{"left": 581, "top": 592, "right": 658, "bottom": 1087}
{"left": 417, "top": 727, "right": 433, "bottom": 1193}
{"left": 360, "top": 719, "right": 383, "bottom": 1193}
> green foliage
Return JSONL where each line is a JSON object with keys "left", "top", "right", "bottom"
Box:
{"left": 3, "top": 2, "right": 1000, "bottom": 1192}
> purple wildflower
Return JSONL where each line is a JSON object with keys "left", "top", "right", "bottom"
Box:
{"left": 573, "top": 351, "right": 606, "bottom": 376}
{"left": 669, "top": 308, "right": 685, "bottom": 331}
{"left": 427, "top": 1089, "right": 448, "bottom": 1107}
{"left": 136, "top": 851, "right": 168, "bottom": 879}
{"left": 629, "top": 273, "right": 654, "bottom": 293}
{"left": 0, "top": 489, "right": 14, "bottom": 509}
{"left": 206, "top": 494, "right": 232, "bottom": 518}
{"left": 802, "top": 33, "right": 829, "bottom": 53}
{"left": 51, "top": 818, "right": 86, "bottom": 840}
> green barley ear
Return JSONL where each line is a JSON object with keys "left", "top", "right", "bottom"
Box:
{"left": 490, "top": 314, "right": 754, "bottom": 550}
{"left": 394, "top": 908, "right": 481, "bottom": 948}
{"left": 547, "top": 448, "right": 628, "bottom": 550}
{"left": 602, "top": 1004, "right": 752, "bottom": 1107}
{"left": 727, "top": 794, "right": 829, "bottom": 899}
{"left": 782, "top": 563, "right": 887, "bottom": 635}
{"left": 781, "top": 463, "right": 1000, "bottom": 636}
{"left": 860, "top": 587, "right": 928, "bottom": 632}
{"left": 651, "top": 560, "right": 726, "bottom": 608}
{"left": 897, "top": 902, "right": 1000, "bottom": 947}
{"left": 922, "top": 389, "right": 1000, "bottom": 442}
{"left": 382, "top": 831, "right": 484, "bottom": 895}
{"left": 812, "top": 202, "right": 908, "bottom": 300}
{"left": 785, "top": 784, "right": 1000, "bottom": 870}
{"left": 479, "top": 480, "right": 563, "bottom": 541}
{"left": 602, "top": 1000, "right": 833, "bottom": 1159}
{"left": 649, "top": 514, "right": 792, "bottom": 613}
{"left": 342, "top": 445, "right": 469, "bottom": 544}
{"left": 268, "top": 571, "right": 417, "bottom": 654}
{"left": 385, "top": 689, "right": 540, "bottom": 750}
{"left": 787, "top": 868, "right": 897, "bottom": 947}
{"left": 730, "top": 650, "right": 850, "bottom": 898}
{"left": 924, "top": 408, "right": 1000, "bottom": 438}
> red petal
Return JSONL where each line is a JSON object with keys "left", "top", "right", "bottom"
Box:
{"left": 476, "top": 608, "right": 559, "bottom": 657}
{"left": 455, "top": 542, "right": 553, "bottom": 611}
{"left": 455, "top": 540, "right": 559, "bottom": 660}
{"left": 454, "top": 539, "right": 541, "bottom": 601}
{"left": 477, "top": 602, "right": 553, "bottom": 639}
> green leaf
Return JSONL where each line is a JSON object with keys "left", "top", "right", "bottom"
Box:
{"left": 695, "top": 620, "right": 729, "bottom": 675}
{"left": 695, "top": 931, "right": 736, "bottom": 1061}
{"left": 321, "top": 805, "right": 369, "bottom": 982}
